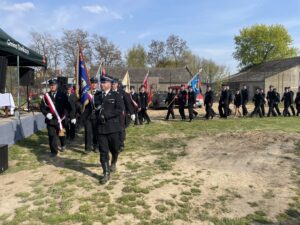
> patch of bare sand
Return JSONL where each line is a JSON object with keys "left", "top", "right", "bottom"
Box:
{"left": 0, "top": 165, "right": 65, "bottom": 216}
{"left": 143, "top": 132, "right": 300, "bottom": 221}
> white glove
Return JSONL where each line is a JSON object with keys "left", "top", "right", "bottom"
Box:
{"left": 46, "top": 113, "right": 53, "bottom": 120}
{"left": 71, "top": 119, "right": 76, "bottom": 124}
{"left": 131, "top": 114, "right": 136, "bottom": 121}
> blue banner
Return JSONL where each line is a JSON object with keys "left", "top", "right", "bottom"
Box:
{"left": 78, "top": 50, "right": 91, "bottom": 110}
{"left": 189, "top": 74, "right": 201, "bottom": 95}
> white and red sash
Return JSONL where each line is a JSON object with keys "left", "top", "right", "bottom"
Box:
{"left": 44, "top": 93, "right": 65, "bottom": 131}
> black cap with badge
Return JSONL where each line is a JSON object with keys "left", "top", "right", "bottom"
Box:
{"left": 48, "top": 79, "right": 57, "bottom": 85}
{"left": 90, "top": 77, "right": 98, "bottom": 84}
{"left": 100, "top": 75, "right": 113, "bottom": 83}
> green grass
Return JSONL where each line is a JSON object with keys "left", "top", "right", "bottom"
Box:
{"left": 2, "top": 116, "right": 300, "bottom": 224}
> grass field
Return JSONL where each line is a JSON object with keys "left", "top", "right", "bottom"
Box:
{"left": 1, "top": 116, "right": 300, "bottom": 225}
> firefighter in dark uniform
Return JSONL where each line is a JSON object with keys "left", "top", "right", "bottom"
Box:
{"left": 218, "top": 85, "right": 229, "bottom": 118}
{"left": 177, "top": 84, "right": 187, "bottom": 120}
{"left": 139, "top": 85, "right": 151, "bottom": 124}
{"left": 281, "top": 87, "right": 292, "bottom": 116}
{"left": 40, "top": 79, "right": 75, "bottom": 156}
{"left": 130, "top": 86, "right": 141, "bottom": 125}
{"left": 91, "top": 75, "right": 124, "bottom": 184}
{"left": 187, "top": 86, "right": 197, "bottom": 122}
{"left": 227, "top": 86, "right": 233, "bottom": 116}
{"left": 273, "top": 88, "right": 281, "bottom": 116}
{"left": 233, "top": 89, "right": 243, "bottom": 117}
{"left": 266, "top": 85, "right": 277, "bottom": 117}
{"left": 165, "top": 88, "right": 176, "bottom": 120}
{"left": 288, "top": 87, "right": 296, "bottom": 116}
{"left": 65, "top": 84, "right": 77, "bottom": 140}
{"left": 260, "top": 89, "right": 266, "bottom": 117}
{"left": 295, "top": 86, "right": 300, "bottom": 116}
{"left": 241, "top": 85, "right": 249, "bottom": 116}
{"left": 204, "top": 86, "right": 215, "bottom": 119}
{"left": 250, "top": 88, "right": 263, "bottom": 117}
{"left": 112, "top": 80, "right": 135, "bottom": 151}
{"left": 82, "top": 77, "right": 99, "bottom": 153}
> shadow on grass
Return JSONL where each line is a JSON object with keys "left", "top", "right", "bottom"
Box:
{"left": 13, "top": 129, "right": 101, "bottom": 180}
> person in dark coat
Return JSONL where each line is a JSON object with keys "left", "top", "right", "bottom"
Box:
{"left": 281, "top": 87, "right": 292, "bottom": 116}
{"left": 273, "top": 88, "right": 281, "bottom": 116}
{"left": 165, "top": 88, "right": 176, "bottom": 120}
{"left": 187, "top": 86, "right": 197, "bottom": 122}
{"left": 241, "top": 85, "right": 249, "bottom": 116}
{"left": 112, "top": 80, "right": 134, "bottom": 151}
{"left": 81, "top": 77, "right": 99, "bottom": 153}
{"left": 218, "top": 85, "right": 229, "bottom": 118}
{"left": 65, "top": 84, "right": 77, "bottom": 140}
{"left": 130, "top": 86, "right": 141, "bottom": 125}
{"left": 139, "top": 85, "right": 151, "bottom": 124}
{"left": 234, "top": 89, "right": 242, "bottom": 117}
{"left": 177, "top": 84, "right": 187, "bottom": 120}
{"left": 295, "top": 86, "right": 300, "bottom": 116}
{"left": 40, "top": 79, "right": 75, "bottom": 157}
{"left": 250, "top": 88, "right": 263, "bottom": 118}
{"left": 260, "top": 89, "right": 266, "bottom": 117}
{"left": 91, "top": 75, "right": 124, "bottom": 184}
{"left": 288, "top": 87, "right": 296, "bottom": 116}
{"left": 266, "top": 85, "right": 277, "bottom": 117}
{"left": 227, "top": 86, "right": 233, "bottom": 116}
{"left": 204, "top": 86, "right": 215, "bottom": 119}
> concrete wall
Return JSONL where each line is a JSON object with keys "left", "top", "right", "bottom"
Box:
{"left": 265, "top": 66, "right": 300, "bottom": 96}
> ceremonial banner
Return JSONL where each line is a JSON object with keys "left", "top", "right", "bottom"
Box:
{"left": 76, "top": 46, "right": 91, "bottom": 111}
{"left": 122, "top": 71, "right": 131, "bottom": 93}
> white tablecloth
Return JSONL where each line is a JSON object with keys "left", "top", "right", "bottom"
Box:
{"left": 0, "top": 93, "right": 15, "bottom": 115}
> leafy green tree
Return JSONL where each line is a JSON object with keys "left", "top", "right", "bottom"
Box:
{"left": 233, "top": 24, "right": 298, "bottom": 69}
{"left": 126, "top": 44, "right": 147, "bottom": 67}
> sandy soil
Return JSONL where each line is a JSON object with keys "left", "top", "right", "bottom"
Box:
{"left": 0, "top": 109, "right": 299, "bottom": 224}
{"left": 142, "top": 131, "right": 300, "bottom": 221}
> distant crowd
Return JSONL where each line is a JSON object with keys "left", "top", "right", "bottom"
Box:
{"left": 163, "top": 84, "right": 300, "bottom": 121}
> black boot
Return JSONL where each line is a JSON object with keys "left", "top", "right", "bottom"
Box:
{"left": 110, "top": 153, "right": 119, "bottom": 172}
{"left": 100, "top": 162, "right": 110, "bottom": 184}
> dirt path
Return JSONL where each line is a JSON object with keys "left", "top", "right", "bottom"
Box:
{"left": 1, "top": 128, "right": 299, "bottom": 224}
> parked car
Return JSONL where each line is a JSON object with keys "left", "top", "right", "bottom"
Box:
{"left": 151, "top": 92, "right": 168, "bottom": 109}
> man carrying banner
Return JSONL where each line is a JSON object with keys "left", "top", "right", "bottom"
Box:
{"left": 187, "top": 85, "right": 197, "bottom": 122}
{"left": 40, "top": 79, "right": 75, "bottom": 157}
{"left": 82, "top": 77, "right": 99, "bottom": 153}
{"left": 178, "top": 84, "right": 187, "bottom": 120}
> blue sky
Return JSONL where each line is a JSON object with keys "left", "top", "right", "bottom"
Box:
{"left": 1, "top": 0, "right": 300, "bottom": 73}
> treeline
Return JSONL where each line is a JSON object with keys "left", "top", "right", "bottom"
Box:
{"left": 30, "top": 29, "right": 228, "bottom": 83}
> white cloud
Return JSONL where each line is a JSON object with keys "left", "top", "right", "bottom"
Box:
{"left": 0, "top": 1, "right": 35, "bottom": 12}
{"left": 82, "top": 5, "right": 108, "bottom": 14}
{"left": 82, "top": 4, "right": 123, "bottom": 20}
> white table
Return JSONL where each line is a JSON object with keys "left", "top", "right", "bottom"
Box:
{"left": 0, "top": 93, "right": 15, "bottom": 115}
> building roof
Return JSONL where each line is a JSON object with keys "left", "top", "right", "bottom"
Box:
{"left": 228, "top": 57, "right": 300, "bottom": 82}
{"left": 90, "top": 66, "right": 193, "bottom": 84}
